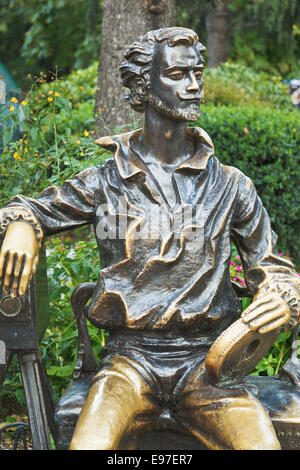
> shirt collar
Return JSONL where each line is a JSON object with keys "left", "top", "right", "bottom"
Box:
{"left": 95, "top": 127, "right": 214, "bottom": 179}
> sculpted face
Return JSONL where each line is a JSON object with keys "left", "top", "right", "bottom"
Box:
{"left": 148, "top": 41, "right": 203, "bottom": 121}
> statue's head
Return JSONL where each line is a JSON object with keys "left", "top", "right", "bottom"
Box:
{"left": 120, "top": 27, "right": 205, "bottom": 122}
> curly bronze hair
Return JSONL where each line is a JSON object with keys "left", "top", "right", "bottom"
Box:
{"left": 120, "top": 27, "right": 205, "bottom": 112}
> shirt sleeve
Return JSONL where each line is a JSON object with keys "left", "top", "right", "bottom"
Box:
{"left": 231, "top": 171, "right": 300, "bottom": 330}
{"left": 0, "top": 166, "right": 103, "bottom": 245}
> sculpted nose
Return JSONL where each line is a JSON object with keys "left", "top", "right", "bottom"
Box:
{"left": 186, "top": 72, "right": 200, "bottom": 92}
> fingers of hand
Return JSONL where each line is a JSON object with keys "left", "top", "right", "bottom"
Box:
{"left": 18, "top": 254, "right": 39, "bottom": 296}
{"left": 242, "top": 296, "right": 279, "bottom": 322}
{"left": 241, "top": 294, "right": 275, "bottom": 319}
{"left": 11, "top": 254, "right": 25, "bottom": 297}
{"left": 1, "top": 251, "right": 25, "bottom": 296}
{"left": 32, "top": 254, "right": 39, "bottom": 276}
{"left": 258, "top": 314, "right": 290, "bottom": 334}
{"left": 3, "top": 251, "right": 15, "bottom": 294}
{"left": 0, "top": 247, "right": 7, "bottom": 281}
{"left": 18, "top": 255, "right": 34, "bottom": 296}
{"left": 242, "top": 298, "right": 290, "bottom": 334}
{"left": 0, "top": 246, "right": 38, "bottom": 296}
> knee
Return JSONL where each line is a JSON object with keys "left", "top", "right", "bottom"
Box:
{"left": 69, "top": 435, "right": 116, "bottom": 450}
{"left": 233, "top": 426, "right": 282, "bottom": 450}
{"left": 246, "top": 434, "right": 281, "bottom": 451}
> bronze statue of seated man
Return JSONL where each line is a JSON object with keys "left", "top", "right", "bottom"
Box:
{"left": 0, "top": 27, "right": 299, "bottom": 450}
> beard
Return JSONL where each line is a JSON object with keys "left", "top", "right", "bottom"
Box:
{"left": 148, "top": 92, "right": 200, "bottom": 122}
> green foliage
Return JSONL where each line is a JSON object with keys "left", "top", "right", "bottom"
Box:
{"left": 1, "top": 0, "right": 299, "bottom": 92}
{"left": 41, "top": 232, "right": 107, "bottom": 398}
{"left": 0, "top": 355, "right": 26, "bottom": 420}
{"left": 0, "top": 65, "right": 108, "bottom": 204}
{"left": 253, "top": 332, "right": 293, "bottom": 377}
{"left": 197, "top": 104, "right": 300, "bottom": 265}
{"left": 203, "top": 62, "right": 291, "bottom": 108}
{"left": 176, "top": 0, "right": 300, "bottom": 78}
{"left": 246, "top": 0, "right": 299, "bottom": 49}
{"left": 0, "top": 0, "right": 101, "bottom": 89}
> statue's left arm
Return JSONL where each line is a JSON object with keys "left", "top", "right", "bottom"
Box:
{"left": 231, "top": 172, "right": 300, "bottom": 334}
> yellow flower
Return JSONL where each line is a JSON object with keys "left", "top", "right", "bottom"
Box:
{"left": 21, "top": 100, "right": 27, "bottom": 106}
{"left": 55, "top": 92, "right": 59, "bottom": 97}
{"left": 77, "top": 139, "right": 81, "bottom": 145}
{"left": 84, "top": 130, "right": 89, "bottom": 137}
{"left": 48, "top": 97, "right": 53, "bottom": 102}
{"left": 11, "top": 97, "right": 18, "bottom": 103}
{"left": 13, "top": 152, "right": 22, "bottom": 160}
{"left": 9, "top": 106, "right": 14, "bottom": 112}
{"left": 24, "top": 148, "right": 28, "bottom": 153}
{"left": 48, "top": 90, "right": 53, "bottom": 95}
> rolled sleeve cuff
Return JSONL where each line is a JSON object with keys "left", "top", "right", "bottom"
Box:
{"left": 257, "top": 278, "right": 300, "bottom": 330}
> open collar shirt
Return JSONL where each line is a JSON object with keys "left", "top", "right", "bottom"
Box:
{"left": 2, "top": 127, "right": 299, "bottom": 346}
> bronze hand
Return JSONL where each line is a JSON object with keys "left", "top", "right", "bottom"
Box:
{"left": 241, "top": 292, "right": 291, "bottom": 334}
{"left": 0, "top": 222, "right": 39, "bottom": 297}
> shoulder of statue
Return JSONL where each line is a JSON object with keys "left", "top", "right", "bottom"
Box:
{"left": 95, "top": 135, "right": 116, "bottom": 151}
{"left": 192, "top": 126, "right": 214, "bottom": 150}
{"left": 95, "top": 129, "right": 140, "bottom": 153}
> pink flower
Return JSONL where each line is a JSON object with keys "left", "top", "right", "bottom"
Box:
{"left": 236, "top": 265, "right": 243, "bottom": 272}
{"left": 230, "top": 261, "right": 236, "bottom": 266}
{"left": 236, "top": 255, "right": 240, "bottom": 260}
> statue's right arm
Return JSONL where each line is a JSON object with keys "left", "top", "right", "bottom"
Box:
{"left": 0, "top": 221, "right": 39, "bottom": 297}
{"left": 0, "top": 166, "right": 102, "bottom": 297}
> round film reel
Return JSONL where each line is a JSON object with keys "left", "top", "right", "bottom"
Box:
{"left": 205, "top": 318, "right": 279, "bottom": 384}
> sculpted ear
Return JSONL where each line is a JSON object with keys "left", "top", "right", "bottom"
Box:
{"left": 130, "top": 77, "right": 149, "bottom": 110}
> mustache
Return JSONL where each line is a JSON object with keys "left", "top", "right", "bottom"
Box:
{"left": 177, "top": 91, "right": 204, "bottom": 101}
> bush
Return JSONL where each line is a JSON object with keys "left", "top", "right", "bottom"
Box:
{"left": 42, "top": 231, "right": 107, "bottom": 399}
{"left": 202, "top": 62, "right": 292, "bottom": 109}
{"left": 0, "top": 66, "right": 108, "bottom": 205}
{"left": 197, "top": 104, "right": 300, "bottom": 266}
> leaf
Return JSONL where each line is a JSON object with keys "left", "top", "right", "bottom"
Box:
{"left": 56, "top": 365, "right": 74, "bottom": 377}
{"left": 29, "top": 127, "right": 39, "bottom": 146}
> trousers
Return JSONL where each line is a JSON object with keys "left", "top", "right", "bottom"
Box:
{"left": 69, "top": 331, "right": 281, "bottom": 450}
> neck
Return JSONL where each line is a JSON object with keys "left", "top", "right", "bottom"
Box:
{"left": 141, "top": 104, "right": 191, "bottom": 165}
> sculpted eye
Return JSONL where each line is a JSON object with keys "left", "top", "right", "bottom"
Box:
{"left": 195, "top": 71, "right": 203, "bottom": 80}
{"left": 168, "top": 71, "right": 185, "bottom": 80}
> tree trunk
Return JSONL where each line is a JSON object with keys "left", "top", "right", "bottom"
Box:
{"left": 94, "top": 0, "right": 176, "bottom": 137}
{"left": 205, "top": 0, "right": 230, "bottom": 68}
